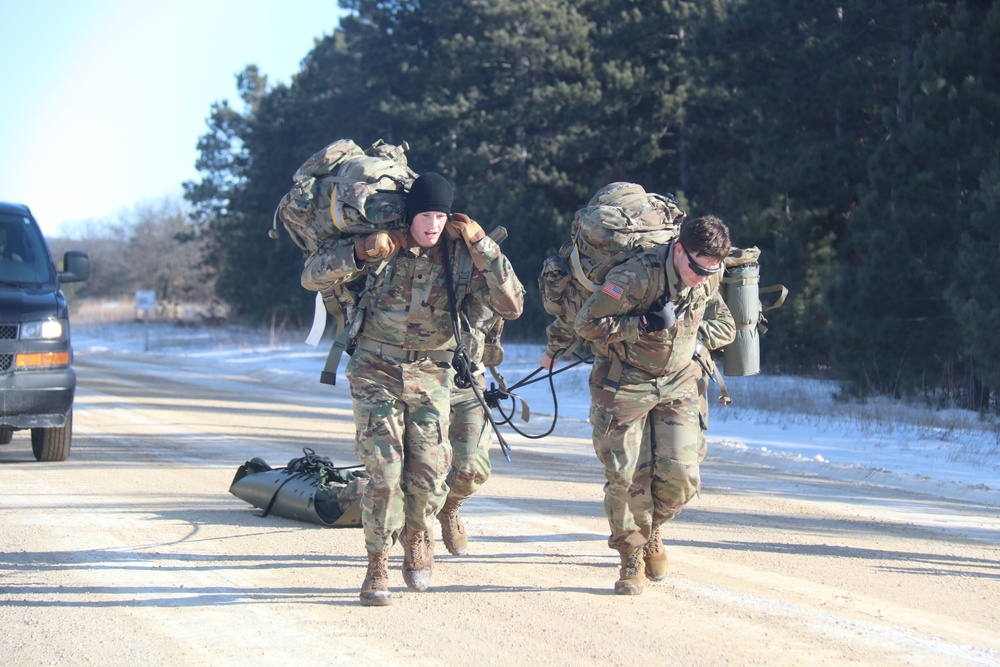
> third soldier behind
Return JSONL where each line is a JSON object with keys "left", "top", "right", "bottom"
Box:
{"left": 438, "top": 311, "right": 504, "bottom": 556}
{"left": 573, "top": 215, "right": 736, "bottom": 595}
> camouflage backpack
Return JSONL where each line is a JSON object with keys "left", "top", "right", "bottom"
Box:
{"left": 569, "top": 182, "right": 686, "bottom": 291}
{"left": 539, "top": 182, "right": 686, "bottom": 359}
{"left": 271, "top": 138, "right": 417, "bottom": 254}
{"left": 268, "top": 139, "right": 422, "bottom": 384}
{"left": 540, "top": 181, "right": 786, "bottom": 391}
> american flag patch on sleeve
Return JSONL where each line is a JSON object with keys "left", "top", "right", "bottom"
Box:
{"left": 601, "top": 282, "right": 624, "bottom": 300}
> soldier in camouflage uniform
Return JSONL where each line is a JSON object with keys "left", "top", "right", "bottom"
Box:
{"left": 538, "top": 232, "right": 727, "bottom": 570}
{"left": 302, "top": 173, "right": 523, "bottom": 606}
{"left": 538, "top": 241, "right": 591, "bottom": 370}
{"left": 438, "top": 314, "right": 501, "bottom": 556}
{"left": 574, "top": 215, "right": 735, "bottom": 595}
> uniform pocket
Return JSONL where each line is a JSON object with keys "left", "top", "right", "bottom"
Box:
{"left": 589, "top": 404, "right": 614, "bottom": 439}
{"left": 354, "top": 401, "right": 399, "bottom": 464}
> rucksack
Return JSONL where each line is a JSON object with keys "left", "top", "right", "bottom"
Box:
{"left": 568, "top": 182, "right": 686, "bottom": 292}
{"left": 269, "top": 139, "right": 419, "bottom": 384}
{"left": 273, "top": 138, "right": 507, "bottom": 386}
{"left": 271, "top": 138, "right": 417, "bottom": 254}
{"left": 271, "top": 137, "right": 416, "bottom": 338}
{"left": 540, "top": 186, "right": 787, "bottom": 413}
{"left": 539, "top": 182, "right": 685, "bottom": 360}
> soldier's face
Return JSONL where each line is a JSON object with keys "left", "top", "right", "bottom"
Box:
{"left": 410, "top": 211, "right": 448, "bottom": 247}
{"left": 674, "top": 242, "right": 722, "bottom": 287}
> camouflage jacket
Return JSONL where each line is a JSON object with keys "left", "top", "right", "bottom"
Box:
{"left": 538, "top": 242, "right": 592, "bottom": 360}
{"left": 302, "top": 233, "right": 524, "bottom": 353}
{"left": 574, "top": 241, "right": 735, "bottom": 376}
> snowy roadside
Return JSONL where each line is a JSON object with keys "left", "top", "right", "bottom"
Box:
{"left": 74, "top": 321, "right": 1000, "bottom": 507}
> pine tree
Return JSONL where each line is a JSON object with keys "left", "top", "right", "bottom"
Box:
{"left": 185, "top": 67, "right": 316, "bottom": 324}
{"left": 828, "top": 1, "right": 985, "bottom": 403}
{"left": 933, "top": 3, "right": 1000, "bottom": 409}
{"left": 694, "top": 1, "right": 939, "bottom": 373}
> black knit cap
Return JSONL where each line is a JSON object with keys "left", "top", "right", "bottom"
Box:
{"left": 406, "top": 172, "right": 454, "bottom": 224}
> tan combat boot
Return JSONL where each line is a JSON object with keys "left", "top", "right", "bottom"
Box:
{"left": 615, "top": 548, "right": 645, "bottom": 596}
{"left": 359, "top": 550, "right": 392, "bottom": 606}
{"left": 438, "top": 497, "right": 468, "bottom": 556}
{"left": 401, "top": 525, "right": 434, "bottom": 591}
{"left": 643, "top": 524, "right": 668, "bottom": 581}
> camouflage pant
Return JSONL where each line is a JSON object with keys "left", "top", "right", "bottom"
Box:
{"left": 346, "top": 350, "right": 453, "bottom": 553}
{"left": 588, "top": 357, "right": 703, "bottom": 552}
{"left": 446, "top": 379, "right": 492, "bottom": 505}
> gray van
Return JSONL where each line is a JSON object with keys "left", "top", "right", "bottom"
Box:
{"left": 0, "top": 202, "right": 90, "bottom": 461}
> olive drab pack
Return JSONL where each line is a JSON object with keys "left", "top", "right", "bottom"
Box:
{"left": 271, "top": 138, "right": 417, "bottom": 254}
{"left": 269, "top": 138, "right": 418, "bottom": 384}
{"left": 569, "top": 182, "right": 686, "bottom": 291}
{"left": 721, "top": 247, "right": 787, "bottom": 376}
{"left": 539, "top": 182, "right": 685, "bottom": 360}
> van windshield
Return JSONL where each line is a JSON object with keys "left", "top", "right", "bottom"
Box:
{"left": 0, "top": 214, "right": 57, "bottom": 287}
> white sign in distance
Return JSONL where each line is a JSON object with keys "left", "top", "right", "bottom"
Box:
{"left": 135, "top": 290, "right": 157, "bottom": 312}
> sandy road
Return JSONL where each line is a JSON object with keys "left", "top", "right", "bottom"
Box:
{"left": 1, "top": 349, "right": 998, "bottom": 666}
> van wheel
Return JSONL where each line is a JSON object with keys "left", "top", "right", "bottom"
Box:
{"left": 31, "top": 409, "right": 72, "bottom": 461}
{"left": 0, "top": 427, "right": 13, "bottom": 445}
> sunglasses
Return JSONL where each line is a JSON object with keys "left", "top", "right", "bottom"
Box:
{"left": 683, "top": 247, "right": 723, "bottom": 276}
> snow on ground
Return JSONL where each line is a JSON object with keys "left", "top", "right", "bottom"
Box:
{"left": 74, "top": 321, "right": 1000, "bottom": 507}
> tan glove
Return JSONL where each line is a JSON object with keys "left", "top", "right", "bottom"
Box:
{"left": 446, "top": 213, "right": 486, "bottom": 247}
{"left": 354, "top": 230, "right": 407, "bottom": 263}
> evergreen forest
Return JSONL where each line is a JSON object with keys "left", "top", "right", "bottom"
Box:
{"left": 183, "top": 0, "right": 1000, "bottom": 411}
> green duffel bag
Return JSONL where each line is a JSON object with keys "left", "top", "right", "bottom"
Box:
{"left": 229, "top": 448, "right": 368, "bottom": 528}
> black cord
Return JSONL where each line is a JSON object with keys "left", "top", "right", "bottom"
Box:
{"left": 441, "top": 240, "right": 515, "bottom": 461}
{"left": 484, "top": 347, "right": 593, "bottom": 440}
{"left": 440, "top": 241, "right": 598, "bottom": 452}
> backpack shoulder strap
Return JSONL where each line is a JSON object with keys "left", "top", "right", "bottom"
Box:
{"left": 568, "top": 243, "right": 601, "bottom": 293}
{"left": 319, "top": 260, "right": 391, "bottom": 386}
{"left": 634, "top": 245, "right": 669, "bottom": 310}
{"left": 600, "top": 246, "right": 668, "bottom": 393}
{"left": 454, "top": 243, "right": 474, "bottom": 305}
{"left": 454, "top": 225, "right": 509, "bottom": 304}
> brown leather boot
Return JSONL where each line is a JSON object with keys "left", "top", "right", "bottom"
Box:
{"left": 614, "top": 548, "right": 645, "bottom": 596}
{"left": 401, "top": 525, "right": 434, "bottom": 592}
{"left": 359, "top": 550, "right": 392, "bottom": 606}
{"left": 438, "top": 497, "right": 468, "bottom": 556}
{"left": 643, "top": 524, "right": 668, "bottom": 581}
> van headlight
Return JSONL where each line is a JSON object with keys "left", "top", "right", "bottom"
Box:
{"left": 20, "top": 319, "right": 67, "bottom": 340}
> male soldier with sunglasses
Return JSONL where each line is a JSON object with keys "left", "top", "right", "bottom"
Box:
{"left": 574, "top": 215, "right": 736, "bottom": 596}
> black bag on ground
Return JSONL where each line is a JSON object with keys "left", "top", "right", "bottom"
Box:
{"left": 229, "top": 448, "right": 368, "bottom": 527}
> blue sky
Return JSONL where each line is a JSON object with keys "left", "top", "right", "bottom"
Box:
{"left": 0, "top": 1, "right": 344, "bottom": 237}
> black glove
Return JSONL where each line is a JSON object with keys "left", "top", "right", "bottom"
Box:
{"left": 640, "top": 298, "right": 676, "bottom": 333}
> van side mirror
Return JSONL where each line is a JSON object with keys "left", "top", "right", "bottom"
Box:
{"left": 59, "top": 250, "right": 90, "bottom": 283}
